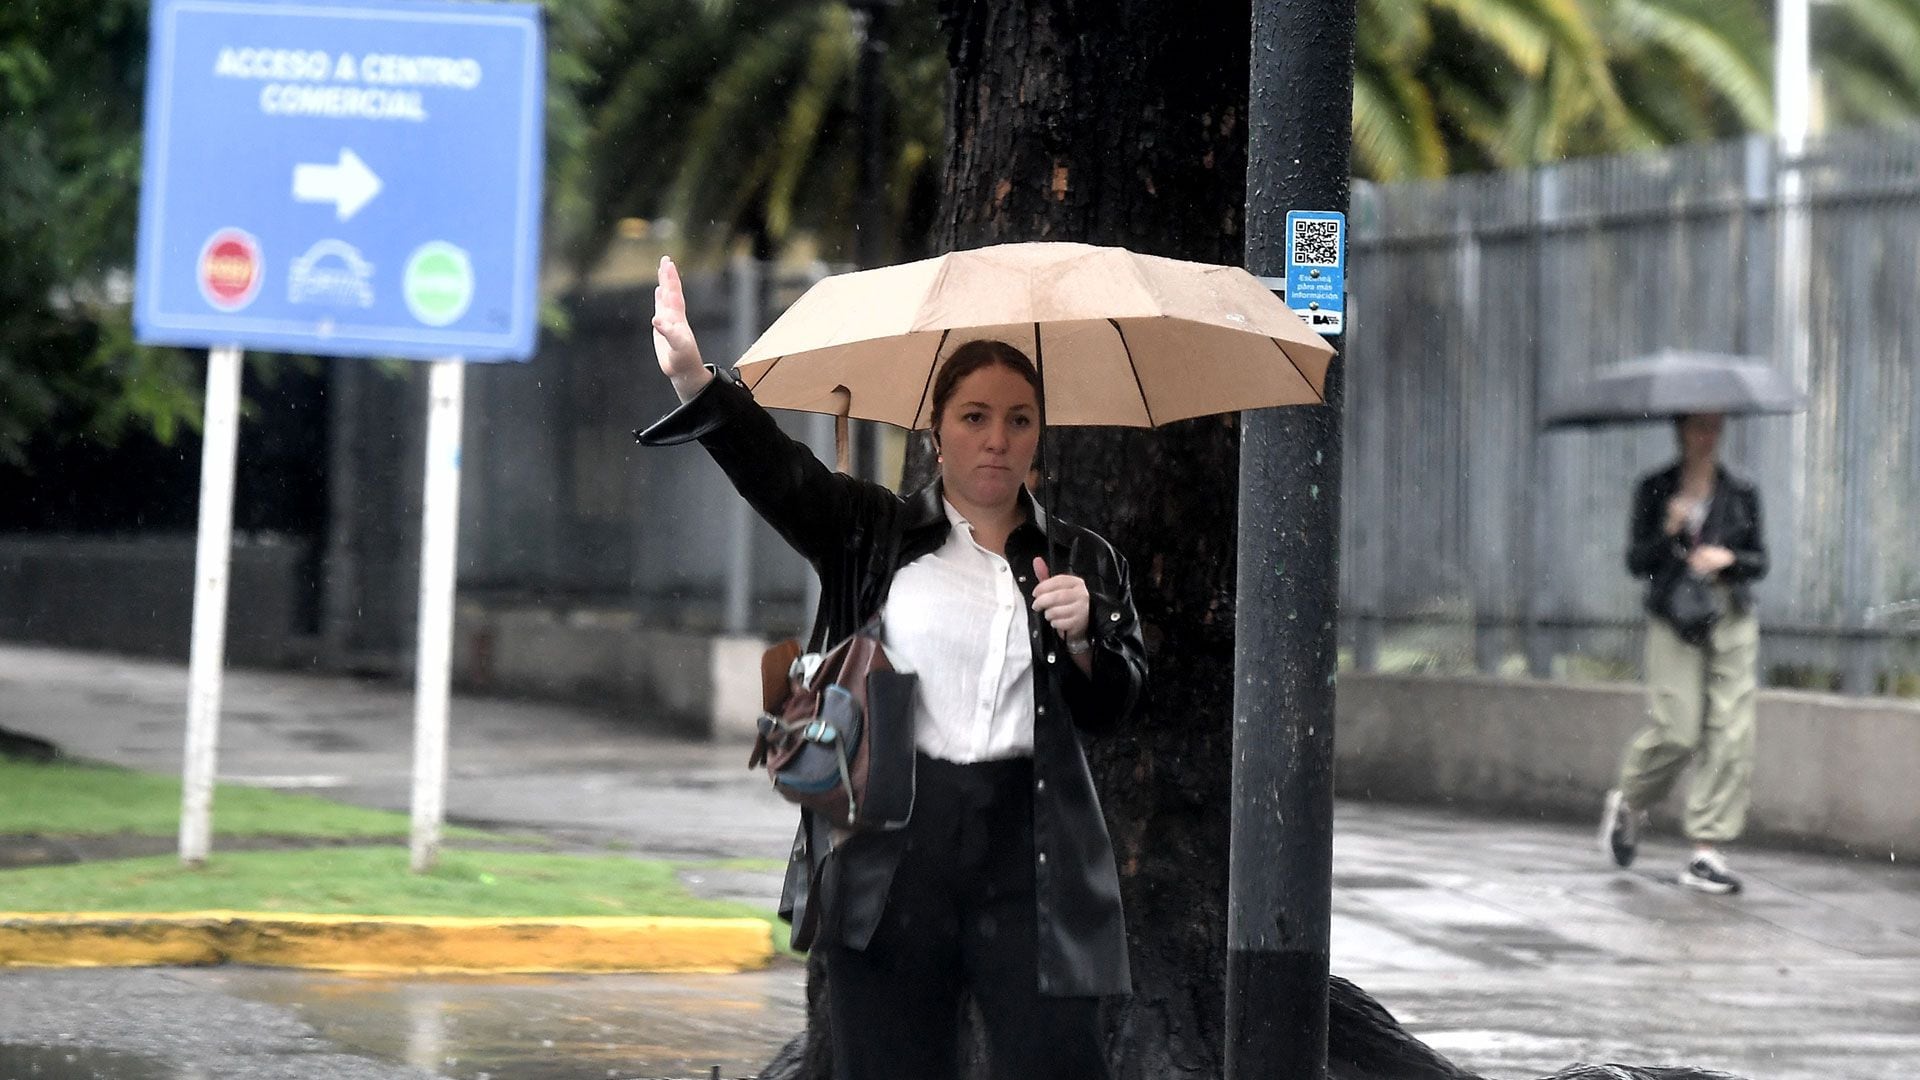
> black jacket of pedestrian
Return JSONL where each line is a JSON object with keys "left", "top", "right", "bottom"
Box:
{"left": 1627, "top": 462, "right": 1768, "bottom": 616}
{"left": 636, "top": 367, "right": 1148, "bottom": 997}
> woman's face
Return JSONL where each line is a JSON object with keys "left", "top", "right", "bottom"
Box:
{"left": 1678, "top": 412, "right": 1725, "bottom": 462}
{"left": 935, "top": 363, "right": 1041, "bottom": 511}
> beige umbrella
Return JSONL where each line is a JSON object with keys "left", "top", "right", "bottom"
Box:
{"left": 735, "top": 242, "right": 1335, "bottom": 466}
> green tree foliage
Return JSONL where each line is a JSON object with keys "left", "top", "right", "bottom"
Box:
{"left": 1354, "top": 0, "right": 1920, "bottom": 181}
{"left": 0, "top": 0, "right": 192, "bottom": 464}
{"left": 13, "top": 0, "right": 1920, "bottom": 459}
{"left": 580, "top": 0, "right": 1920, "bottom": 209}
{"left": 1822, "top": 0, "right": 1920, "bottom": 124}
{"left": 1355, "top": 0, "right": 1767, "bottom": 180}
{"left": 0, "top": 0, "right": 613, "bottom": 465}
{"left": 573, "top": 0, "right": 946, "bottom": 265}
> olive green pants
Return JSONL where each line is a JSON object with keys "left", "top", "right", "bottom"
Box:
{"left": 1618, "top": 607, "right": 1759, "bottom": 844}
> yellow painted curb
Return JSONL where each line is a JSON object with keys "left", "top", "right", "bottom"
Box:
{"left": 0, "top": 913, "right": 225, "bottom": 968}
{"left": 0, "top": 912, "right": 773, "bottom": 973}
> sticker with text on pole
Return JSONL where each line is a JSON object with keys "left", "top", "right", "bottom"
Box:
{"left": 133, "top": 0, "right": 545, "bottom": 362}
{"left": 1285, "top": 210, "right": 1345, "bottom": 337}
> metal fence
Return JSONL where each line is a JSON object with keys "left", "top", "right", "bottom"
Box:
{"left": 321, "top": 261, "right": 834, "bottom": 669}
{"left": 1342, "top": 128, "right": 1920, "bottom": 694}
{"left": 324, "top": 131, "right": 1920, "bottom": 697}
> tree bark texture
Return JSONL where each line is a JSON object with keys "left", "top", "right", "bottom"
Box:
{"left": 829, "top": 5, "right": 1252, "bottom": 1078}
{"left": 940, "top": 3, "right": 1251, "bottom": 1077}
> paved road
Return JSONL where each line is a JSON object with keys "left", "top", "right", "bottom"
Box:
{"left": 3, "top": 644, "right": 1917, "bottom": 1079}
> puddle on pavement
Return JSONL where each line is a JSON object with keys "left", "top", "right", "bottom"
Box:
{"left": 194, "top": 966, "right": 806, "bottom": 1080}
{"left": 0, "top": 1044, "right": 185, "bottom": 1080}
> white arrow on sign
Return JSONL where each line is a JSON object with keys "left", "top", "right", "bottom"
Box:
{"left": 292, "top": 148, "right": 383, "bottom": 222}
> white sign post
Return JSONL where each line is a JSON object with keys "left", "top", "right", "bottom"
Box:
{"left": 409, "top": 359, "right": 466, "bottom": 872}
{"left": 135, "top": 0, "right": 544, "bottom": 870}
{"left": 179, "top": 345, "right": 244, "bottom": 867}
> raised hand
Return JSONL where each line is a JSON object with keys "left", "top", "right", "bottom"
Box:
{"left": 651, "top": 255, "right": 713, "bottom": 402}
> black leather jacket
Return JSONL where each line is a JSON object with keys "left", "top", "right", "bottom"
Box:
{"left": 1627, "top": 462, "right": 1768, "bottom": 617}
{"left": 636, "top": 368, "right": 1147, "bottom": 997}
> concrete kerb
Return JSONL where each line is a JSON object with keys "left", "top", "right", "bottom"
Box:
{"left": 0, "top": 911, "right": 774, "bottom": 974}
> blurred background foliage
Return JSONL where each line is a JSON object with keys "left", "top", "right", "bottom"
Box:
{"left": 7, "top": 0, "right": 1920, "bottom": 460}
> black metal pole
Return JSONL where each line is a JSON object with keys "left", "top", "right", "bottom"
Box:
{"left": 1229, "top": 2, "right": 1356, "bottom": 1078}
{"left": 849, "top": 0, "right": 891, "bottom": 482}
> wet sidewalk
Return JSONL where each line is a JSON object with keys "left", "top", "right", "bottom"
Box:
{"left": 3, "top": 644, "right": 1917, "bottom": 1079}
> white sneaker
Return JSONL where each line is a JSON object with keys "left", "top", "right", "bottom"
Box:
{"left": 1680, "top": 851, "right": 1743, "bottom": 894}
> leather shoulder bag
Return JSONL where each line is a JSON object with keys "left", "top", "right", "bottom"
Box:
{"left": 750, "top": 617, "right": 916, "bottom": 831}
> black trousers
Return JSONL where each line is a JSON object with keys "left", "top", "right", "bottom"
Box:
{"left": 823, "top": 754, "right": 1110, "bottom": 1080}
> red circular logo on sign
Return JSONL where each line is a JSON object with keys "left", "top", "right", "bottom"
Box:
{"left": 197, "top": 229, "right": 263, "bottom": 311}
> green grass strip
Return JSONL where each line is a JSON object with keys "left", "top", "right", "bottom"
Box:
{"left": 0, "top": 847, "right": 775, "bottom": 925}
{"left": 0, "top": 760, "right": 487, "bottom": 840}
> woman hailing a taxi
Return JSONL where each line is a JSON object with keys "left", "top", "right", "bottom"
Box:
{"left": 636, "top": 256, "right": 1146, "bottom": 1079}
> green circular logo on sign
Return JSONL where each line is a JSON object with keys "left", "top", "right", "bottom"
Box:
{"left": 404, "top": 242, "right": 474, "bottom": 327}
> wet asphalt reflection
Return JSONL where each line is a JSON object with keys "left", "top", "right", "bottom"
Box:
{"left": 0, "top": 965, "right": 807, "bottom": 1080}
{"left": 6, "top": 647, "right": 1918, "bottom": 1079}
{"left": 201, "top": 965, "right": 807, "bottom": 1080}
{"left": 0, "top": 1044, "right": 178, "bottom": 1080}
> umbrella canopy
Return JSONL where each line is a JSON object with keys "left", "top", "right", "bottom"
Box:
{"left": 1543, "top": 350, "right": 1807, "bottom": 429}
{"left": 734, "top": 242, "right": 1336, "bottom": 429}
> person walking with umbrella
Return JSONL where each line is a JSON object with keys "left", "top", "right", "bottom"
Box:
{"left": 1549, "top": 351, "right": 1799, "bottom": 895}
{"left": 1598, "top": 410, "right": 1768, "bottom": 894}
{"left": 637, "top": 255, "right": 1146, "bottom": 1079}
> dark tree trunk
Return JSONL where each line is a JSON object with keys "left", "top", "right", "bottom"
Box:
{"left": 943, "top": 3, "right": 1252, "bottom": 1078}
{"left": 775, "top": 6, "right": 1251, "bottom": 1079}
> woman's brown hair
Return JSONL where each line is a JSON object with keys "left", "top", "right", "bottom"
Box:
{"left": 928, "top": 339, "right": 1043, "bottom": 440}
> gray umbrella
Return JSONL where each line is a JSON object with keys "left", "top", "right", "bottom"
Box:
{"left": 1542, "top": 349, "right": 1807, "bottom": 429}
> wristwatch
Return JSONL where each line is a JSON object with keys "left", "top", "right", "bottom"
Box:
{"left": 1065, "top": 636, "right": 1093, "bottom": 656}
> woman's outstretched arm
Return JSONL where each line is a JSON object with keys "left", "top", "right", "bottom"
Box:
{"left": 637, "top": 256, "right": 894, "bottom": 568}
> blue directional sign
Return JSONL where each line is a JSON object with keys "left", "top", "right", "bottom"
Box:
{"left": 1284, "top": 209, "right": 1345, "bottom": 337}
{"left": 135, "top": 0, "right": 544, "bottom": 362}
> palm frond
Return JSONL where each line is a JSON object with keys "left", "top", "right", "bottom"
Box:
{"left": 1360, "top": 0, "right": 1434, "bottom": 60}
{"left": 1353, "top": 63, "right": 1450, "bottom": 181}
{"left": 1823, "top": 62, "right": 1920, "bottom": 126}
{"left": 1429, "top": 71, "right": 1513, "bottom": 169}
{"left": 1489, "top": 71, "right": 1554, "bottom": 166}
{"left": 1612, "top": 0, "right": 1771, "bottom": 129}
{"left": 1829, "top": 0, "right": 1920, "bottom": 102}
{"left": 1429, "top": 0, "right": 1557, "bottom": 76}
{"left": 573, "top": 7, "right": 736, "bottom": 263}
{"left": 1353, "top": 70, "right": 1413, "bottom": 181}
{"left": 667, "top": 6, "right": 822, "bottom": 248}
{"left": 763, "top": 9, "right": 856, "bottom": 242}
{"left": 1611, "top": 57, "right": 1733, "bottom": 145}
{"left": 576, "top": 0, "right": 947, "bottom": 263}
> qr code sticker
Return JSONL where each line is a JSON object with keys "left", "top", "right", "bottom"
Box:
{"left": 1291, "top": 218, "right": 1341, "bottom": 267}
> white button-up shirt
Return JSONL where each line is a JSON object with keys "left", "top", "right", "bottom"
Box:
{"left": 882, "top": 498, "right": 1036, "bottom": 763}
